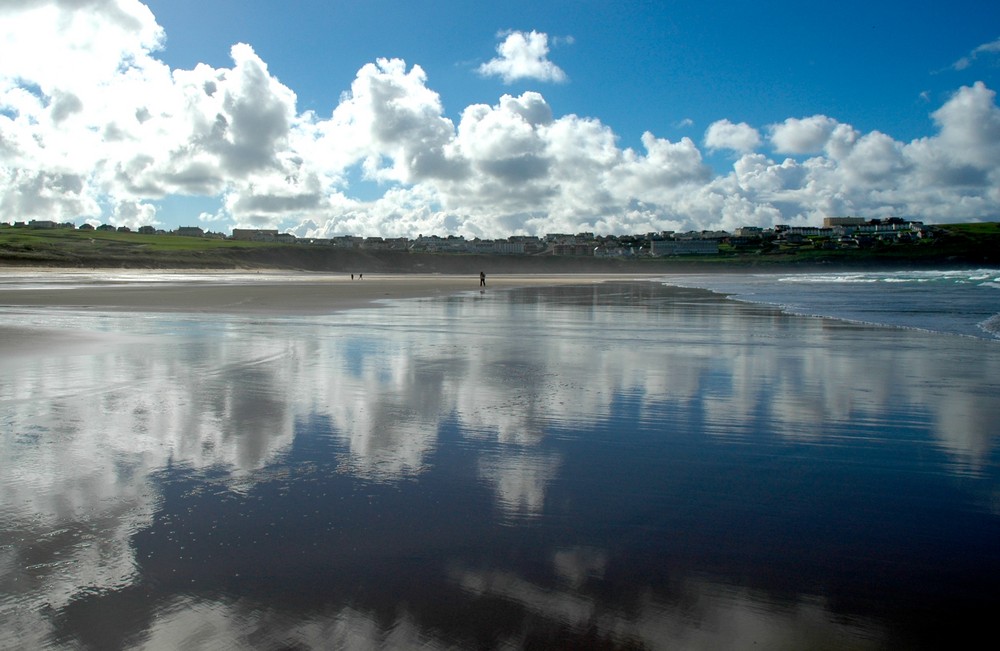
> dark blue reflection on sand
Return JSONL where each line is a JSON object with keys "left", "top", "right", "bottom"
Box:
{"left": 2, "top": 282, "right": 999, "bottom": 649}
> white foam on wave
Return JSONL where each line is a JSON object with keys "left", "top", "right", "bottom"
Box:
{"left": 979, "top": 313, "right": 1000, "bottom": 338}
{"left": 779, "top": 268, "right": 1000, "bottom": 286}
{"left": 778, "top": 274, "right": 877, "bottom": 284}
{"left": 659, "top": 269, "right": 1000, "bottom": 341}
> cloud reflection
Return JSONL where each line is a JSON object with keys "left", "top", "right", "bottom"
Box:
{"left": 111, "top": 573, "right": 889, "bottom": 650}
{"left": 451, "top": 563, "right": 888, "bottom": 650}
{"left": 1, "top": 281, "right": 999, "bottom": 647}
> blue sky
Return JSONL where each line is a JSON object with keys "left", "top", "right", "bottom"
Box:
{"left": 2, "top": 0, "right": 999, "bottom": 237}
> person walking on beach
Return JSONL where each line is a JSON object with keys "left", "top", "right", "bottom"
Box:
{"left": 480, "top": 271, "right": 486, "bottom": 287}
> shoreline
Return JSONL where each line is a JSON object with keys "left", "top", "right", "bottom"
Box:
{"left": 0, "top": 270, "right": 661, "bottom": 315}
{"left": 0, "top": 272, "right": 690, "bottom": 361}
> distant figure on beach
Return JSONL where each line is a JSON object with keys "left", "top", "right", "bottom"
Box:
{"left": 480, "top": 271, "right": 486, "bottom": 287}
{"left": 359, "top": 273, "right": 363, "bottom": 279}
{"left": 351, "top": 273, "right": 354, "bottom": 280}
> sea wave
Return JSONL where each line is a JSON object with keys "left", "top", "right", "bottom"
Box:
{"left": 658, "top": 269, "right": 1000, "bottom": 340}
{"left": 777, "top": 269, "right": 1000, "bottom": 286}
{"left": 980, "top": 314, "right": 1000, "bottom": 338}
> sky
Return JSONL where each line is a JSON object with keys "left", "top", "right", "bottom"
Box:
{"left": 1, "top": 0, "right": 999, "bottom": 238}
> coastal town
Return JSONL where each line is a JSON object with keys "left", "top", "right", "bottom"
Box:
{"left": 5, "top": 216, "right": 937, "bottom": 258}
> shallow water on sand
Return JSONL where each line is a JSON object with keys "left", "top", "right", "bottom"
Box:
{"left": 659, "top": 268, "right": 1000, "bottom": 340}
{"left": 1, "top": 281, "right": 998, "bottom": 649}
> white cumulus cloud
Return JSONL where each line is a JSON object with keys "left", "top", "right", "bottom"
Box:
{"left": 704, "top": 119, "right": 762, "bottom": 153}
{"left": 3, "top": 2, "right": 1000, "bottom": 237}
{"left": 477, "top": 30, "right": 568, "bottom": 84}
{"left": 769, "top": 115, "right": 842, "bottom": 154}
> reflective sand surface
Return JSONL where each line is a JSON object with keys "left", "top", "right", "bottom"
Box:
{"left": 2, "top": 281, "right": 998, "bottom": 649}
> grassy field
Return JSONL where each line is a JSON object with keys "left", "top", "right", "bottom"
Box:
{"left": 0, "top": 228, "right": 272, "bottom": 253}
{"left": 2, "top": 222, "right": 998, "bottom": 271}
{"left": 0, "top": 228, "right": 275, "bottom": 268}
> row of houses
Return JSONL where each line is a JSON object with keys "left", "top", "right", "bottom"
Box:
{"left": 769, "top": 218, "right": 932, "bottom": 247}
{"left": 270, "top": 217, "right": 932, "bottom": 256}
{"left": 6, "top": 220, "right": 233, "bottom": 239}
{"left": 5, "top": 216, "right": 933, "bottom": 257}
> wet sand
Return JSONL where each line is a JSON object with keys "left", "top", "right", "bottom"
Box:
{"left": 0, "top": 270, "right": 650, "bottom": 314}
{"left": 3, "top": 271, "right": 998, "bottom": 649}
{"left": 0, "top": 271, "right": 663, "bottom": 358}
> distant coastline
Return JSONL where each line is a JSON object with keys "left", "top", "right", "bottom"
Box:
{"left": 2, "top": 222, "right": 998, "bottom": 273}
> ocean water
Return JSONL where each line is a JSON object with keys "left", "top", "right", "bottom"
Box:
{"left": 658, "top": 268, "right": 1000, "bottom": 340}
{"left": 1, "top": 276, "right": 998, "bottom": 649}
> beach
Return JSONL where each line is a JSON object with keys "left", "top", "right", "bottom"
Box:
{"left": 1, "top": 270, "right": 998, "bottom": 649}
{"left": 0, "top": 271, "right": 632, "bottom": 358}
{"left": 0, "top": 270, "right": 633, "bottom": 313}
